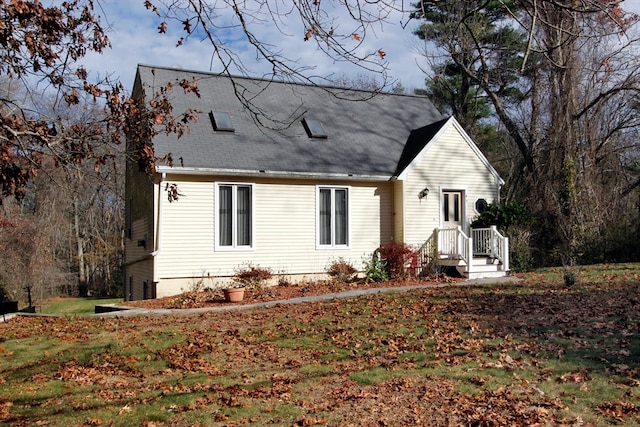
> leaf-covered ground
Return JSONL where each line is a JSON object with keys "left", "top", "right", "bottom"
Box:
{"left": 1, "top": 264, "right": 639, "bottom": 426}
{"left": 122, "top": 275, "right": 461, "bottom": 310}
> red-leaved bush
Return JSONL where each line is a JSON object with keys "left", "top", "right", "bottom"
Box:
{"left": 378, "top": 242, "right": 417, "bottom": 279}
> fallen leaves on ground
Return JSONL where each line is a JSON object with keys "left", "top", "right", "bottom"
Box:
{"left": 0, "top": 271, "right": 639, "bottom": 426}
{"left": 122, "top": 275, "right": 461, "bottom": 310}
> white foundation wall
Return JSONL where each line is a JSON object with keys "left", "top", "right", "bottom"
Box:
{"left": 155, "top": 175, "right": 393, "bottom": 296}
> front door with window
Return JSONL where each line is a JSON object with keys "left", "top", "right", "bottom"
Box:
{"left": 442, "top": 190, "right": 464, "bottom": 228}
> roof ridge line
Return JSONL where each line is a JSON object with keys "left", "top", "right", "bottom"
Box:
{"left": 136, "top": 63, "right": 430, "bottom": 98}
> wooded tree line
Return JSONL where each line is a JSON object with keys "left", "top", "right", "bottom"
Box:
{"left": 0, "top": 80, "right": 124, "bottom": 303}
{"left": 0, "top": 0, "right": 195, "bottom": 304}
{"left": 1, "top": 1, "right": 639, "bottom": 304}
{"left": 414, "top": 0, "right": 640, "bottom": 269}
{"left": 0, "top": 156, "right": 124, "bottom": 302}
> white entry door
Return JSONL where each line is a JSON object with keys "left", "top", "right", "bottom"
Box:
{"left": 442, "top": 191, "right": 464, "bottom": 228}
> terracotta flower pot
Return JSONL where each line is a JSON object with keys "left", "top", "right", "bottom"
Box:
{"left": 223, "top": 287, "right": 245, "bottom": 303}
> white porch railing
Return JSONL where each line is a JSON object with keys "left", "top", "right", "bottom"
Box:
{"left": 417, "top": 226, "right": 471, "bottom": 271}
{"left": 471, "top": 226, "right": 509, "bottom": 270}
{"left": 437, "top": 227, "right": 471, "bottom": 264}
{"left": 417, "top": 229, "right": 438, "bottom": 272}
{"left": 417, "top": 226, "right": 509, "bottom": 276}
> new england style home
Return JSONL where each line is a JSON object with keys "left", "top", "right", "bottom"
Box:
{"left": 124, "top": 64, "right": 508, "bottom": 300}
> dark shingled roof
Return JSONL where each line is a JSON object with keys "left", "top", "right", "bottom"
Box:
{"left": 394, "top": 118, "right": 449, "bottom": 176}
{"left": 135, "top": 64, "right": 446, "bottom": 179}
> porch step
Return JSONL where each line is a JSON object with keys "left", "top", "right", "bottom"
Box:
{"left": 470, "top": 257, "right": 499, "bottom": 266}
{"left": 465, "top": 269, "right": 508, "bottom": 279}
{"left": 458, "top": 257, "right": 507, "bottom": 279}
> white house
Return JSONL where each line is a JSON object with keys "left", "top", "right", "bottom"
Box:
{"left": 124, "top": 64, "right": 508, "bottom": 300}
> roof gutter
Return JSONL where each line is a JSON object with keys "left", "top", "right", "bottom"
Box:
{"left": 156, "top": 165, "right": 391, "bottom": 181}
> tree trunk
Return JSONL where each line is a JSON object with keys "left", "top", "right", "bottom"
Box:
{"left": 73, "top": 196, "right": 86, "bottom": 285}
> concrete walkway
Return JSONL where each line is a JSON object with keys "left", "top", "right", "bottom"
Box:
{"left": 0, "top": 276, "right": 520, "bottom": 322}
{"left": 92, "top": 276, "right": 520, "bottom": 318}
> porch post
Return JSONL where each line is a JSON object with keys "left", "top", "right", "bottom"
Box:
{"left": 490, "top": 225, "right": 498, "bottom": 258}
{"left": 503, "top": 236, "right": 509, "bottom": 272}
{"left": 467, "top": 234, "right": 474, "bottom": 275}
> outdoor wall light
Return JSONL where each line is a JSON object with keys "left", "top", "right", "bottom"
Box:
{"left": 418, "top": 187, "right": 430, "bottom": 200}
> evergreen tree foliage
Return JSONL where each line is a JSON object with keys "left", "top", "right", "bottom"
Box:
{"left": 412, "top": 0, "right": 640, "bottom": 266}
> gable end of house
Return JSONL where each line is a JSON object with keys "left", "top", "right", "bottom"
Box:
{"left": 395, "top": 116, "right": 504, "bottom": 186}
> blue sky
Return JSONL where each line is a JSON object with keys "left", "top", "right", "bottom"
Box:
{"left": 82, "top": 0, "right": 640, "bottom": 95}
{"left": 81, "top": 1, "right": 431, "bottom": 93}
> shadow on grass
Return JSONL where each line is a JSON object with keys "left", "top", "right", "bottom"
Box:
{"left": 459, "top": 281, "right": 640, "bottom": 377}
{"left": 40, "top": 297, "right": 123, "bottom": 315}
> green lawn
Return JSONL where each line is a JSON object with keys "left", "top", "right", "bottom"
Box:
{"left": 0, "top": 264, "right": 639, "bottom": 426}
{"left": 39, "top": 297, "right": 123, "bottom": 315}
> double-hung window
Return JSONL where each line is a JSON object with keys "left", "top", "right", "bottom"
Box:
{"left": 317, "top": 186, "right": 349, "bottom": 248}
{"left": 216, "top": 183, "right": 254, "bottom": 250}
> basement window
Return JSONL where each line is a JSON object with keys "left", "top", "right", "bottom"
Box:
{"left": 302, "top": 118, "right": 327, "bottom": 138}
{"left": 210, "top": 111, "right": 235, "bottom": 132}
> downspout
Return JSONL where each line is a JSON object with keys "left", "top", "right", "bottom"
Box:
{"left": 496, "top": 171, "right": 505, "bottom": 203}
{"left": 151, "top": 173, "right": 166, "bottom": 286}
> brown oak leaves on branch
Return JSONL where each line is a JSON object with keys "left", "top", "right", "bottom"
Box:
{"left": 0, "top": 0, "right": 201, "bottom": 202}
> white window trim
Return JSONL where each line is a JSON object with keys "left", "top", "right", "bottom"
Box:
{"left": 214, "top": 182, "right": 255, "bottom": 251}
{"left": 316, "top": 185, "right": 351, "bottom": 250}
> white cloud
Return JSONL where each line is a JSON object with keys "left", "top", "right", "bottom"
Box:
{"left": 80, "top": 1, "right": 429, "bottom": 92}
{"left": 79, "top": 1, "right": 640, "bottom": 96}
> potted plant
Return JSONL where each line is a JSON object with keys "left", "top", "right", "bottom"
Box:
{"left": 223, "top": 263, "right": 273, "bottom": 302}
{"left": 222, "top": 285, "right": 246, "bottom": 303}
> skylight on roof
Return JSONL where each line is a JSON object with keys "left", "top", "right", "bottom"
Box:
{"left": 302, "top": 118, "right": 327, "bottom": 138}
{"left": 210, "top": 111, "right": 235, "bottom": 132}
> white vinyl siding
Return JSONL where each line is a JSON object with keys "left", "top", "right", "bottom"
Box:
{"left": 156, "top": 179, "right": 215, "bottom": 280}
{"left": 126, "top": 259, "right": 154, "bottom": 301}
{"left": 155, "top": 176, "right": 392, "bottom": 285}
{"left": 124, "top": 158, "right": 156, "bottom": 300}
{"left": 401, "top": 124, "right": 500, "bottom": 246}
{"left": 392, "top": 180, "right": 405, "bottom": 243}
{"left": 124, "top": 159, "right": 155, "bottom": 264}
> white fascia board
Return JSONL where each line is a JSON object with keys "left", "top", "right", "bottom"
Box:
{"left": 155, "top": 165, "right": 391, "bottom": 182}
